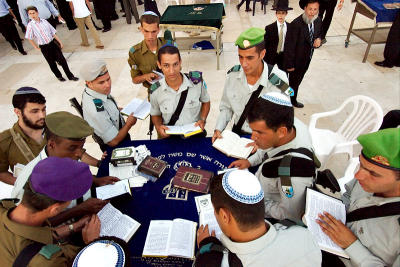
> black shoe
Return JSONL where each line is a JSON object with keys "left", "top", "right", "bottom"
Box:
{"left": 95, "top": 26, "right": 102, "bottom": 31}
{"left": 102, "top": 28, "right": 111, "bottom": 33}
{"left": 292, "top": 101, "right": 304, "bottom": 108}
{"left": 321, "top": 38, "right": 327, "bottom": 45}
{"left": 374, "top": 60, "right": 394, "bottom": 68}
{"left": 69, "top": 25, "right": 78, "bottom": 30}
{"left": 245, "top": 8, "right": 252, "bottom": 12}
{"left": 11, "top": 45, "right": 17, "bottom": 50}
{"left": 19, "top": 50, "right": 27, "bottom": 55}
{"left": 58, "top": 77, "right": 66, "bottom": 82}
{"left": 111, "top": 14, "right": 119, "bottom": 20}
{"left": 122, "top": 14, "right": 126, "bottom": 17}
{"left": 68, "top": 76, "right": 79, "bottom": 81}
{"left": 138, "top": 1, "right": 143, "bottom": 5}
{"left": 236, "top": 4, "right": 240, "bottom": 9}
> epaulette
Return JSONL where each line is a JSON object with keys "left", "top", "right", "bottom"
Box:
{"left": 92, "top": 99, "right": 104, "bottom": 112}
{"left": 150, "top": 81, "right": 161, "bottom": 94}
{"left": 129, "top": 43, "right": 141, "bottom": 54}
{"left": 188, "top": 71, "right": 203, "bottom": 84}
{"left": 39, "top": 244, "right": 61, "bottom": 259}
{"left": 227, "top": 65, "right": 241, "bottom": 74}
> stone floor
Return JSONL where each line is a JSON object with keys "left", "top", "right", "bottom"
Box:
{"left": 0, "top": 0, "right": 399, "bottom": 197}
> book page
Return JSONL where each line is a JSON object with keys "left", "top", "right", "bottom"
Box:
{"left": 167, "top": 219, "right": 196, "bottom": 259}
{"left": 165, "top": 123, "right": 201, "bottom": 135}
{"left": 213, "top": 130, "right": 252, "bottom": 159}
{"left": 195, "top": 194, "right": 222, "bottom": 238}
{"left": 304, "top": 189, "right": 349, "bottom": 258}
{"left": 96, "top": 180, "right": 130, "bottom": 200}
{"left": 143, "top": 220, "right": 172, "bottom": 257}
{"left": 121, "top": 98, "right": 150, "bottom": 120}
{"left": 109, "top": 163, "right": 136, "bottom": 179}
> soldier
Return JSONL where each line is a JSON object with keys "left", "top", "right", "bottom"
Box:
{"left": 212, "top": 27, "right": 285, "bottom": 142}
{"left": 150, "top": 45, "right": 210, "bottom": 139}
{"left": 81, "top": 59, "right": 136, "bottom": 150}
{"left": 0, "top": 157, "right": 100, "bottom": 266}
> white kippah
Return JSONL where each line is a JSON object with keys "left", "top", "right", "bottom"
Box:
{"left": 142, "top": 11, "right": 158, "bottom": 17}
{"left": 260, "top": 92, "right": 292, "bottom": 107}
{"left": 222, "top": 170, "right": 264, "bottom": 204}
{"left": 73, "top": 240, "right": 125, "bottom": 267}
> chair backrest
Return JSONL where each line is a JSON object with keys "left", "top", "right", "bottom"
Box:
{"left": 336, "top": 95, "right": 383, "bottom": 141}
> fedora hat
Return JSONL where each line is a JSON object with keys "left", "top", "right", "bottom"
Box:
{"left": 272, "top": 0, "right": 293, "bottom": 11}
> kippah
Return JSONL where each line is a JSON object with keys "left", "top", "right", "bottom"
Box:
{"left": 142, "top": 11, "right": 158, "bottom": 17}
{"left": 222, "top": 170, "right": 264, "bottom": 204}
{"left": 14, "top": 87, "right": 41, "bottom": 96}
{"left": 261, "top": 92, "right": 292, "bottom": 107}
{"left": 73, "top": 239, "right": 126, "bottom": 267}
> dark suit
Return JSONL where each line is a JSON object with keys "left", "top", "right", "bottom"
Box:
{"left": 264, "top": 21, "right": 290, "bottom": 70}
{"left": 383, "top": 11, "right": 400, "bottom": 66}
{"left": 284, "top": 14, "right": 321, "bottom": 103}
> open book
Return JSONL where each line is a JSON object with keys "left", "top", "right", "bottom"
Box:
{"left": 142, "top": 219, "right": 197, "bottom": 259}
{"left": 213, "top": 130, "right": 253, "bottom": 159}
{"left": 95, "top": 180, "right": 131, "bottom": 200}
{"left": 195, "top": 194, "right": 222, "bottom": 238}
{"left": 121, "top": 98, "right": 151, "bottom": 120}
{"left": 304, "top": 188, "right": 349, "bottom": 258}
{"left": 97, "top": 203, "right": 141, "bottom": 242}
{"left": 165, "top": 123, "right": 203, "bottom": 138}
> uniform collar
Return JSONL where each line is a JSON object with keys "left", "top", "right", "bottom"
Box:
{"left": 12, "top": 122, "right": 46, "bottom": 146}
{"left": 162, "top": 73, "right": 193, "bottom": 94}
{"left": 141, "top": 38, "right": 163, "bottom": 55}
{"left": 238, "top": 61, "right": 270, "bottom": 89}
{"left": 85, "top": 87, "right": 108, "bottom": 102}
{"left": 220, "top": 220, "right": 276, "bottom": 255}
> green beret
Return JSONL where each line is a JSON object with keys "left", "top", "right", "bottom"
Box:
{"left": 358, "top": 128, "right": 400, "bottom": 170}
{"left": 45, "top": 111, "right": 94, "bottom": 140}
{"left": 235, "top": 27, "right": 266, "bottom": 49}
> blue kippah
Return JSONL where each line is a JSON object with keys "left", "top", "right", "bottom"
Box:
{"left": 14, "top": 87, "right": 41, "bottom": 96}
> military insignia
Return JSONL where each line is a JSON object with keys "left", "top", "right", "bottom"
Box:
{"left": 358, "top": 227, "right": 364, "bottom": 235}
{"left": 285, "top": 87, "right": 294, "bottom": 96}
{"left": 188, "top": 71, "right": 202, "bottom": 84}
{"left": 132, "top": 65, "right": 138, "bottom": 70}
{"left": 227, "top": 65, "right": 241, "bottom": 74}
{"left": 243, "top": 40, "right": 251, "bottom": 48}
{"left": 203, "top": 81, "right": 207, "bottom": 90}
{"left": 129, "top": 46, "right": 135, "bottom": 53}
{"left": 371, "top": 155, "right": 390, "bottom": 166}
{"left": 39, "top": 244, "right": 61, "bottom": 259}
{"left": 193, "top": 7, "right": 205, "bottom": 11}
{"left": 93, "top": 99, "right": 104, "bottom": 112}
{"left": 150, "top": 81, "right": 161, "bottom": 94}
{"left": 282, "top": 185, "right": 294, "bottom": 198}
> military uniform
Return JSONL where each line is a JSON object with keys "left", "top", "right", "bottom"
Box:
{"left": 215, "top": 62, "right": 283, "bottom": 134}
{"left": 127, "top": 37, "right": 166, "bottom": 89}
{"left": 0, "top": 201, "right": 80, "bottom": 267}
{"left": 150, "top": 72, "right": 210, "bottom": 126}
{"left": 81, "top": 87, "right": 125, "bottom": 144}
{"left": 0, "top": 123, "right": 46, "bottom": 173}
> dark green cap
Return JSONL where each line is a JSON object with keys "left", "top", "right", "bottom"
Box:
{"left": 235, "top": 27, "right": 265, "bottom": 49}
{"left": 45, "top": 111, "right": 94, "bottom": 140}
{"left": 358, "top": 128, "right": 400, "bottom": 170}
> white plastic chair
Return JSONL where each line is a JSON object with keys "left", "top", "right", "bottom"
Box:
{"left": 309, "top": 95, "right": 383, "bottom": 169}
{"left": 338, "top": 157, "right": 359, "bottom": 194}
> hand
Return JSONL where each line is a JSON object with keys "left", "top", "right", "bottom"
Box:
{"left": 228, "top": 159, "right": 251, "bottom": 169}
{"left": 78, "top": 198, "right": 108, "bottom": 214}
{"left": 287, "top": 68, "right": 295, "bottom": 72}
{"left": 59, "top": 42, "right": 64, "bottom": 49}
{"left": 101, "top": 151, "right": 107, "bottom": 160}
{"left": 211, "top": 130, "right": 222, "bottom": 143}
{"left": 194, "top": 119, "right": 206, "bottom": 130}
{"left": 82, "top": 214, "right": 101, "bottom": 244}
{"left": 73, "top": 215, "right": 91, "bottom": 232}
{"left": 157, "top": 125, "right": 170, "bottom": 139}
{"left": 145, "top": 73, "right": 158, "bottom": 83}
{"left": 314, "top": 38, "right": 321, "bottom": 48}
{"left": 337, "top": 1, "right": 344, "bottom": 10}
{"left": 58, "top": 16, "right": 65, "bottom": 23}
{"left": 93, "top": 176, "right": 120, "bottom": 186}
{"left": 197, "top": 224, "right": 215, "bottom": 248}
{"left": 317, "top": 212, "right": 357, "bottom": 249}
{"left": 246, "top": 141, "right": 258, "bottom": 154}
{"left": 126, "top": 113, "right": 137, "bottom": 127}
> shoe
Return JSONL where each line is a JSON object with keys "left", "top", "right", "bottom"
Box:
{"left": 96, "top": 45, "right": 104, "bottom": 49}
{"left": 374, "top": 60, "right": 394, "bottom": 68}
{"left": 80, "top": 43, "right": 90, "bottom": 47}
{"left": 321, "top": 38, "right": 327, "bottom": 45}
{"left": 11, "top": 45, "right": 17, "bottom": 50}
{"left": 102, "top": 28, "right": 111, "bottom": 33}
{"left": 68, "top": 76, "right": 79, "bottom": 81}
{"left": 69, "top": 25, "right": 78, "bottom": 30}
{"left": 138, "top": 1, "right": 143, "bottom": 5}
{"left": 19, "top": 50, "right": 27, "bottom": 55}
{"left": 245, "top": 8, "right": 252, "bottom": 12}
{"left": 122, "top": 14, "right": 126, "bottom": 17}
{"left": 111, "top": 14, "right": 119, "bottom": 20}
{"left": 292, "top": 101, "right": 304, "bottom": 108}
{"left": 236, "top": 4, "right": 240, "bottom": 9}
{"left": 58, "top": 77, "right": 66, "bottom": 82}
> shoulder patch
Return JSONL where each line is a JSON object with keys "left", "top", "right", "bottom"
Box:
{"left": 129, "top": 46, "right": 135, "bottom": 53}
{"left": 150, "top": 81, "right": 161, "bottom": 94}
{"left": 188, "top": 71, "right": 203, "bottom": 84}
{"left": 39, "top": 244, "right": 61, "bottom": 260}
{"left": 92, "top": 99, "right": 104, "bottom": 112}
{"left": 227, "top": 65, "right": 241, "bottom": 74}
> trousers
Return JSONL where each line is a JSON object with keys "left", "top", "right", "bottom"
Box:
{"left": 39, "top": 40, "right": 74, "bottom": 78}
{"left": 74, "top": 16, "right": 103, "bottom": 46}
{"left": 0, "top": 13, "right": 24, "bottom": 52}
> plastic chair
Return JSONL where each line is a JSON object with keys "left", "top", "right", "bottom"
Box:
{"left": 338, "top": 157, "right": 359, "bottom": 194}
{"left": 309, "top": 95, "right": 383, "bottom": 169}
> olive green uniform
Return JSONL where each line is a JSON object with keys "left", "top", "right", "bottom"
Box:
{"left": 127, "top": 37, "right": 166, "bottom": 89}
{"left": 0, "top": 123, "right": 46, "bottom": 173}
{"left": 0, "top": 201, "right": 80, "bottom": 267}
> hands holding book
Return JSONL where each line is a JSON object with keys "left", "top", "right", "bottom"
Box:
{"left": 194, "top": 119, "right": 206, "bottom": 130}
{"left": 78, "top": 198, "right": 109, "bottom": 214}
{"left": 93, "top": 176, "right": 120, "bottom": 186}
{"left": 197, "top": 224, "right": 216, "bottom": 248}
{"left": 126, "top": 113, "right": 137, "bottom": 127}
{"left": 157, "top": 125, "right": 171, "bottom": 139}
{"left": 317, "top": 212, "right": 357, "bottom": 249}
{"left": 212, "top": 130, "right": 222, "bottom": 143}
{"left": 82, "top": 214, "right": 101, "bottom": 244}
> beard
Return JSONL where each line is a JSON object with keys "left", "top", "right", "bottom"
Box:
{"left": 302, "top": 12, "right": 318, "bottom": 24}
{"left": 22, "top": 112, "right": 45, "bottom": 130}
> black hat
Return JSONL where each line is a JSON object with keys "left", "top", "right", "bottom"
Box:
{"left": 272, "top": 0, "right": 293, "bottom": 11}
{"left": 299, "top": 0, "right": 320, "bottom": 10}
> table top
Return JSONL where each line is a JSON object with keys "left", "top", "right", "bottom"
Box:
{"left": 361, "top": 0, "right": 400, "bottom": 22}
{"left": 160, "top": 3, "right": 225, "bottom": 29}
{"left": 97, "top": 136, "right": 236, "bottom": 266}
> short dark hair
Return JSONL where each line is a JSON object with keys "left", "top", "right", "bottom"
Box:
{"left": 157, "top": 45, "right": 181, "bottom": 62}
{"left": 12, "top": 93, "right": 46, "bottom": 111}
{"left": 248, "top": 97, "right": 294, "bottom": 131}
{"left": 140, "top": 14, "right": 160, "bottom": 27}
{"left": 210, "top": 174, "right": 265, "bottom": 232}
{"left": 239, "top": 41, "right": 265, "bottom": 54}
{"left": 26, "top": 6, "right": 38, "bottom": 12}
{"left": 305, "top": 0, "right": 319, "bottom": 6}
{"left": 21, "top": 182, "right": 64, "bottom": 212}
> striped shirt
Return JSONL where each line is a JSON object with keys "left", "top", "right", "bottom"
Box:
{"left": 25, "top": 18, "right": 56, "bottom": 45}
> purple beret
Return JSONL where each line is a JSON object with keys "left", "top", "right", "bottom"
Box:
{"left": 30, "top": 157, "right": 93, "bottom": 201}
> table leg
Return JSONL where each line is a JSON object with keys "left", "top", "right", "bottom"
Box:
{"left": 216, "top": 30, "right": 221, "bottom": 70}
{"left": 345, "top": 2, "right": 358, "bottom": 48}
{"left": 253, "top": 0, "right": 256, "bottom": 16}
{"left": 363, "top": 24, "right": 378, "bottom": 63}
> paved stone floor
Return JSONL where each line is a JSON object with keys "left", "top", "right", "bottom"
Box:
{"left": 0, "top": 0, "right": 399, "bottom": 196}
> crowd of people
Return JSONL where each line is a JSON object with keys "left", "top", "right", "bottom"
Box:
{"left": 0, "top": 1, "right": 399, "bottom": 266}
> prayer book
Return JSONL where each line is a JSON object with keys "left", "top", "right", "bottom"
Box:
{"left": 165, "top": 123, "right": 203, "bottom": 138}
{"left": 142, "top": 219, "right": 197, "bottom": 259}
{"left": 172, "top": 166, "right": 213, "bottom": 193}
{"left": 304, "top": 188, "right": 349, "bottom": 258}
{"left": 121, "top": 98, "right": 151, "bottom": 120}
{"left": 194, "top": 194, "right": 222, "bottom": 238}
{"left": 137, "top": 156, "right": 167, "bottom": 181}
{"left": 149, "top": 70, "right": 165, "bottom": 84}
{"left": 110, "top": 146, "right": 136, "bottom": 167}
{"left": 95, "top": 180, "right": 131, "bottom": 200}
{"left": 97, "top": 203, "right": 140, "bottom": 242}
{"left": 212, "top": 130, "right": 253, "bottom": 159}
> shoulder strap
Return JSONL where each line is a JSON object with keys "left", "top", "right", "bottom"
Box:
{"left": 9, "top": 128, "right": 35, "bottom": 163}
{"left": 267, "top": 63, "right": 273, "bottom": 76}
{"left": 168, "top": 89, "right": 189, "bottom": 126}
{"left": 13, "top": 242, "right": 45, "bottom": 267}
{"left": 272, "top": 147, "right": 321, "bottom": 168}
{"left": 347, "top": 202, "right": 400, "bottom": 223}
